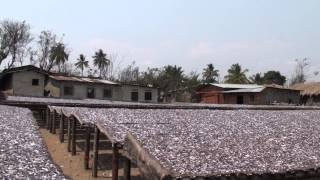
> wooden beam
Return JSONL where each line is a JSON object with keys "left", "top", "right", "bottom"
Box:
{"left": 84, "top": 126, "right": 91, "bottom": 170}
{"left": 46, "top": 108, "right": 49, "bottom": 130}
{"left": 49, "top": 111, "right": 52, "bottom": 133}
{"left": 123, "top": 157, "right": 131, "bottom": 180}
{"left": 52, "top": 111, "right": 56, "bottom": 134}
{"left": 92, "top": 126, "right": 100, "bottom": 177}
{"left": 71, "top": 117, "right": 77, "bottom": 156}
{"left": 59, "top": 114, "right": 65, "bottom": 143}
{"left": 112, "top": 144, "right": 119, "bottom": 180}
{"left": 67, "top": 117, "right": 71, "bottom": 152}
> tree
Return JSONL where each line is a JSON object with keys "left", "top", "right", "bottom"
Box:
{"left": 93, "top": 49, "right": 110, "bottom": 78}
{"left": 224, "top": 63, "right": 249, "bottom": 84}
{"left": 161, "top": 65, "right": 185, "bottom": 92}
{"left": 118, "top": 61, "right": 139, "bottom": 83}
{"left": 184, "top": 71, "right": 201, "bottom": 89}
{"left": 250, "top": 73, "right": 264, "bottom": 85}
{"left": 139, "top": 67, "right": 161, "bottom": 86}
{"left": 0, "top": 20, "right": 32, "bottom": 68}
{"left": 75, "top": 54, "right": 89, "bottom": 76}
{"left": 290, "top": 58, "right": 309, "bottom": 85}
{"left": 34, "top": 30, "right": 57, "bottom": 71}
{"left": 202, "top": 64, "right": 219, "bottom": 83}
{"left": 263, "top": 71, "right": 286, "bottom": 85}
{"left": 49, "top": 42, "right": 68, "bottom": 72}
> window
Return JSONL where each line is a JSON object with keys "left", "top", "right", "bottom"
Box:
{"left": 87, "top": 87, "right": 95, "bottom": 98}
{"left": 64, "top": 86, "right": 74, "bottom": 96}
{"left": 103, "top": 89, "right": 112, "bottom": 98}
{"left": 145, "top": 91, "right": 152, "bottom": 101}
{"left": 131, "top": 91, "right": 139, "bottom": 102}
{"left": 32, "top": 79, "right": 39, "bottom": 86}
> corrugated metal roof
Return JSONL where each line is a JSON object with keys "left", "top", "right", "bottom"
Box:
{"left": 210, "top": 83, "right": 263, "bottom": 89}
{"left": 50, "top": 75, "right": 119, "bottom": 85}
{"left": 223, "top": 87, "right": 266, "bottom": 93}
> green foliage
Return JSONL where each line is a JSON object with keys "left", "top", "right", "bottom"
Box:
{"left": 75, "top": 54, "right": 89, "bottom": 76}
{"left": 250, "top": 71, "right": 287, "bottom": 85}
{"left": 92, "top": 49, "right": 110, "bottom": 78}
{"left": 50, "top": 43, "right": 68, "bottom": 72}
{"left": 263, "top": 70, "right": 286, "bottom": 85}
{"left": 224, "top": 63, "right": 249, "bottom": 84}
{"left": 250, "top": 73, "right": 264, "bottom": 85}
{"left": 202, "top": 64, "right": 219, "bottom": 83}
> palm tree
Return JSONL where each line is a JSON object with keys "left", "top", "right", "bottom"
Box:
{"left": 92, "top": 49, "right": 110, "bottom": 78}
{"left": 250, "top": 73, "right": 264, "bottom": 85}
{"left": 163, "top": 65, "right": 184, "bottom": 90}
{"left": 75, "top": 54, "right": 89, "bottom": 76}
{"left": 50, "top": 43, "right": 68, "bottom": 72}
{"left": 224, "top": 63, "right": 249, "bottom": 84}
{"left": 202, "top": 64, "right": 219, "bottom": 83}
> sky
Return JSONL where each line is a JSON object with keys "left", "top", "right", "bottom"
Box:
{"left": 1, "top": 0, "right": 320, "bottom": 81}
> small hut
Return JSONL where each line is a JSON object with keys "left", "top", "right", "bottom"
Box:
{"left": 292, "top": 82, "right": 320, "bottom": 106}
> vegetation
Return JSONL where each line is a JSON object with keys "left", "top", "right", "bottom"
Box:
{"left": 224, "top": 63, "right": 249, "bottom": 84}
{"left": 92, "top": 49, "right": 110, "bottom": 78}
{"left": 290, "top": 58, "right": 309, "bottom": 85}
{"left": 0, "top": 20, "right": 32, "bottom": 68}
{"left": 202, "top": 64, "right": 219, "bottom": 83}
{"left": 50, "top": 43, "right": 69, "bottom": 73}
{"left": 75, "top": 54, "right": 88, "bottom": 76}
{"left": 1, "top": 19, "right": 318, "bottom": 101}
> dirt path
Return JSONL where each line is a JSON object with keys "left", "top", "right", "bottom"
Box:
{"left": 39, "top": 128, "right": 141, "bottom": 180}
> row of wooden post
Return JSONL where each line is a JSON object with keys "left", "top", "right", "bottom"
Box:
{"left": 44, "top": 108, "right": 131, "bottom": 180}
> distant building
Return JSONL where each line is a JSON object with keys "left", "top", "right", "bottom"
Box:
{"left": 0, "top": 65, "right": 158, "bottom": 103}
{"left": 292, "top": 82, "right": 320, "bottom": 106}
{"left": 197, "top": 83, "right": 300, "bottom": 105}
{"left": 0, "top": 65, "right": 48, "bottom": 97}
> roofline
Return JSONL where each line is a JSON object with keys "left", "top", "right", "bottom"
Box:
{"left": 49, "top": 76, "right": 121, "bottom": 86}
{"left": 1, "top": 65, "right": 49, "bottom": 76}
{"left": 122, "top": 83, "right": 160, "bottom": 89}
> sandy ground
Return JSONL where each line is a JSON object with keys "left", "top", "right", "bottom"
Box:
{"left": 39, "top": 127, "right": 142, "bottom": 180}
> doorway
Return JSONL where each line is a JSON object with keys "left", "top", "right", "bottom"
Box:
{"left": 237, "top": 95, "right": 244, "bottom": 104}
{"left": 131, "top": 91, "right": 139, "bottom": 102}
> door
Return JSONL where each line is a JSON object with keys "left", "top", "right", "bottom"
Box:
{"left": 237, "top": 95, "right": 244, "bottom": 104}
{"left": 131, "top": 91, "right": 139, "bottom": 102}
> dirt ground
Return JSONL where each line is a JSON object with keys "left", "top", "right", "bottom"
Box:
{"left": 39, "top": 127, "right": 142, "bottom": 180}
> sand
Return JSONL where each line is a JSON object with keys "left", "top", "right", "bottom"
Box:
{"left": 39, "top": 128, "right": 142, "bottom": 180}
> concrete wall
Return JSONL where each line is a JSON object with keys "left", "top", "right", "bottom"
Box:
{"left": 46, "top": 80, "right": 122, "bottom": 100}
{"left": 121, "top": 85, "right": 158, "bottom": 103}
{"left": 12, "top": 71, "right": 45, "bottom": 97}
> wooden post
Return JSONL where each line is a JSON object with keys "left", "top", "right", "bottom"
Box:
{"left": 123, "top": 157, "right": 131, "bottom": 180}
{"left": 59, "top": 114, "right": 65, "bottom": 143}
{"left": 92, "top": 126, "right": 100, "bottom": 177}
{"left": 71, "top": 117, "right": 77, "bottom": 156}
{"left": 67, "top": 117, "right": 72, "bottom": 152}
{"left": 46, "top": 108, "right": 49, "bottom": 129}
{"left": 112, "top": 144, "right": 119, "bottom": 180}
{"left": 49, "top": 111, "right": 52, "bottom": 133}
{"left": 84, "top": 126, "right": 91, "bottom": 169}
{"left": 52, "top": 111, "right": 56, "bottom": 134}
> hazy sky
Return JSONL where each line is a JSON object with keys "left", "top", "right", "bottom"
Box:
{"left": 2, "top": 0, "right": 320, "bottom": 81}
